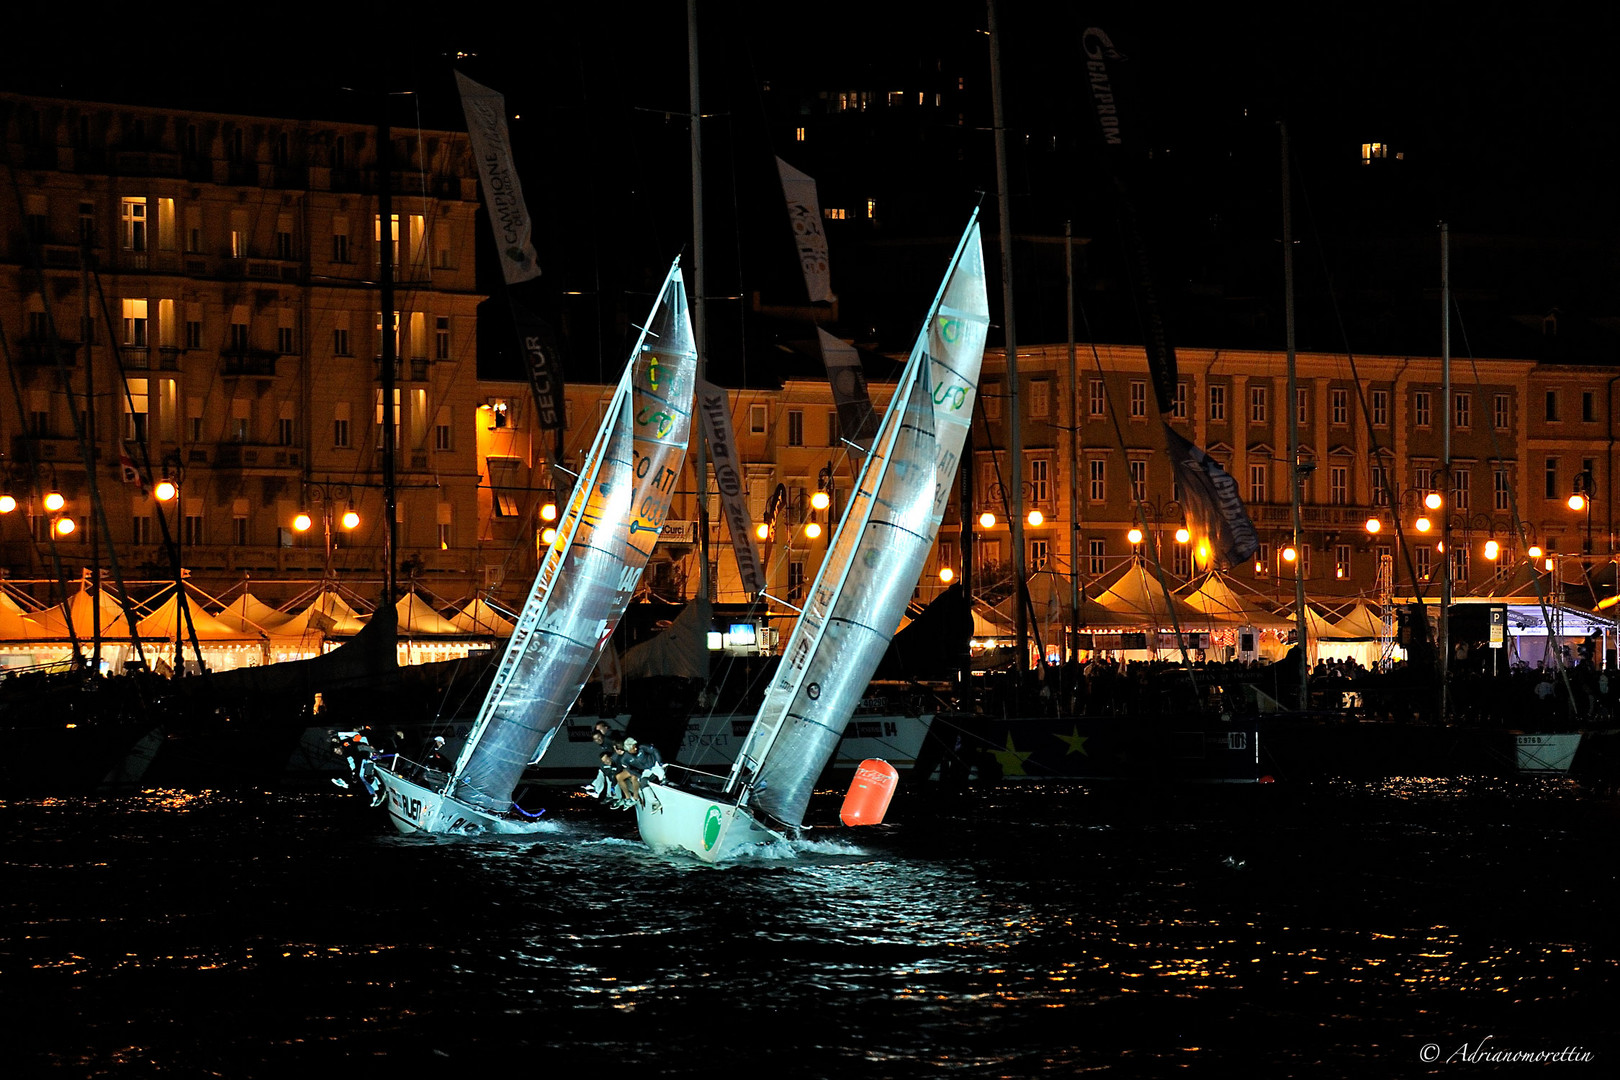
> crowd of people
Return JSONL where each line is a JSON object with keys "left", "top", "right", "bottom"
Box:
{"left": 978, "top": 647, "right": 1616, "bottom": 728}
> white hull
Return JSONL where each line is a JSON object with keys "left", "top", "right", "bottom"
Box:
{"left": 634, "top": 781, "right": 784, "bottom": 863}
{"left": 1516, "top": 732, "right": 1583, "bottom": 775}
{"left": 374, "top": 767, "right": 551, "bottom": 837}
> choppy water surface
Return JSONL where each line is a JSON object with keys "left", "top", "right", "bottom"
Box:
{"left": 4, "top": 778, "right": 1614, "bottom": 1077}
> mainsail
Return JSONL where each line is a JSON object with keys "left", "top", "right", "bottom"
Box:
{"left": 727, "top": 216, "right": 990, "bottom": 829}
{"left": 448, "top": 258, "right": 696, "bottom": 812}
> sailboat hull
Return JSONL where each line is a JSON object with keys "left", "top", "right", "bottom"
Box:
{"left": 634, "top": 781, "right": 783, "bottom": 863}
{"left": 374, "top": 766, "right": 550, "bottom": 837}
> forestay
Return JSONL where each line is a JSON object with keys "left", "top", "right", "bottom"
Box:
{"left": 729, "top": 216, "right": 989, "bottom": 829}
{"left": 449, "top": 259, "right": 696, "bottom": 813}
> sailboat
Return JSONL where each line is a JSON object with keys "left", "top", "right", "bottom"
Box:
{"left": 634, "top": 214, "right": 989, "bottom": 862}
{"left": 371, "top": 256, "right": 697, "bottom": 835}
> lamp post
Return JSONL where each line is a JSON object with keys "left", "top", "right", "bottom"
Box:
{"left": 153, "top": 453, "right": 188, "bottom": 673}
{"left": 1569, "top": 471, "right": 1595, "bottom": 555}
{"left": 1127, "top": 497, "right": 1188, "bottom": 573}
{"left": 291, "top": 480, "right": 360, "bottom": 571}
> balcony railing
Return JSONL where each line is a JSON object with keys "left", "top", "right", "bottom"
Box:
{"left": 222, "top": 350, "right": 278, "bottom": 377}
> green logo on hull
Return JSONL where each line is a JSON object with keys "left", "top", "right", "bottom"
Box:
{"left": 703, "top": 805, "right": 723, "bottom": 850}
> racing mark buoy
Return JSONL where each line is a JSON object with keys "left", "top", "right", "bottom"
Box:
{"left": 840, "top": 758, "right": 899, "bottom": 826}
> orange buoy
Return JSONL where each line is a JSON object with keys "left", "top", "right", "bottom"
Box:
{"left": 840, "top": 758, "right": 899, "bottom": 826}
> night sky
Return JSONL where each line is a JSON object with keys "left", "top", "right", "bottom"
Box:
{"left": 7, "top": 3, "right": 1617, "bottom": 379}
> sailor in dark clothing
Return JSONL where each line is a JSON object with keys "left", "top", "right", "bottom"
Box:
{"left": 423, "top": 736, "right": 451, "bottom": 773}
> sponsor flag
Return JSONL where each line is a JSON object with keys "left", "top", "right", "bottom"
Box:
{"left": 696, "top": 380, "right": 765, "bottom": 594}
{"left": 118, "top": 454, "right": 148, "bottom": 496}
{"left": 456, "top": 71, "right": 563, "bottom": 434}
{"left": 816, "top": 329, "right": 878, "bottom": 452}
{"left": 1164, "top": 424, "right": 1259, "bottom": 567}
{"left": 777, "top": 157, "right": 834, "bottom": 303}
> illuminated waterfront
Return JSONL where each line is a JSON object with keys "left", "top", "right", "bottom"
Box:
{"left": 4, "top": 778, "right": 1614, "bottom": 1075}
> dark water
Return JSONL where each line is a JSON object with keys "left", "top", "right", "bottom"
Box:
{"left": 4, "top": 778, "right": 1615, "bottom": 1077}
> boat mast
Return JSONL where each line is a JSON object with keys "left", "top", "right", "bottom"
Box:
{"left": 688, "top": 0, "right": 711, "bottom": 603}
{"left": 379, "top": 97, "right": 398, "bottom": 605}
{"left": 1065, "top": 222, "right": 1080, "bottom": 693}
{"left": 987, "top": 0, "right": 1026, "bottom": 686}
{"left": 1439, "top": 221, "right": 1451, "bottom": 717}
{"left": 1281, "top": 123, "right": 1307, "bottom": 709}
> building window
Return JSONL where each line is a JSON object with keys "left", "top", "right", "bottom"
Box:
{"left": 1088, "top": 458, "right": 1106, "bottom": 502}
{"left": 1130, "top": 380, "right": 1147, "bottom": 419}
{"left": 120, "top": 197, "right": 147, "bottom": 252}
{"left": 1029, "top": 458, "right": 1050, "bottom": 503}
{"left": 1089, "top": 379, "right": 1106, "bottom": 418}
{"left": 1129, "top": 459, "right": 1147, "bottom": 502}
{"left": 1172, "top": 382, "right": 1187, "bottom": 420}
{"left": 122, "top": 298, "right": 148, "bottom": 348}
{"left": 276, "top": 217, "right": 295, "bottom": 259}
{"left": 1172, "top": 543, "right": 1190, "bottom": 578}
{"left": 277, "top": 326, "right": 295, "bottom": 354}
{"left": 1583, "top": 391, "right": 1596, "bottom": 423}
{"left": 1495, "top": 469, "right": 1510, "bottom": 511}
{"left": 229, "top": 319, "right": 249, "bottom": 351}
{"left": 124, "top": 378, "right": 149, "bottom": 442}
{"left": 982, "top": 381, "right": 1001, "bottom": 420}
{"left": 1030, "top": 539, "right": 1049, "bottom": 570}
{"left": 1452, "top": 469, "right": 1470, "bottom": 511}
{"left": 1451, "top": 546, "right": 1469, "bottom": 583}
{"left": 1249, "top": 463, "right": 1267, "bottom": 505}
{"left": 278, "top": 401, "right": 295, "bottom": 446}
{"left": 435, "top": 317, "right": 451, "bottom": 360}
{"left": 1454, "top": 392, "right": 1471, "bottom": 430}
{"left": 1208, "top": 385, "right": 1226, "bottom": 422}
{"left": 184, "top": 515, "right": 204, "bottom": 546}
{"left": 1545, "top": 390, "right": 1560, "bottom": 422}
{"left": 1371, "top": 463, "right": 1390, "bottom": 505}
{"left": 750, "top": 404, "right": 767, "bottom": 433}
{"left": 185, "top": 318, "right": 202, "bottom": 349}
{"left": 1545, "top": 457, "right": 1560, "bottom": 499}
{"left": 788, "top": 560, "right": 806, "bottom": 599}
{"left": 233, "top": 514, "right": 249, "bottom": 546}
{"left": 1371, "top": 389, "right": 1388, "bottom": 427}
{"left": 187, "top": 397, "right": 203, "bottom": 443}
{"left": 435, "top": 420, "right": 452, "bottom": 451}
{"left": 1330, "top": 465, "right": 1348, "bottom": 505}
{"left": 786, "top": 410, "right": 804, "bottom": 447}
{"left": 332, "top": 222, "right": 350, "bottom": 263}
{"left": 230, "top": 398, "right": 251, "bottom": 442}
{"left": 334, "top": 402, "right": 351, "bottom": 449}
{"left": 826, "top": 410, "right": 840, "bottom": 448}
{"left": 131, "top": 515, "right": 152, "bottom": 545}
{"left": 1414, "top": 391, "right": 1431, "bottom": 428}
{"left": 1336, "top": 544, "right": 1352, "bottom": 579}
{"left": 1297, "top": 387, "right": 1309, "bottom": 426}
{"left": 1331, "top": 388, "right": 1349, "bottom": 426}
{"left": 1494, "top": 393, "right": 1509, "bottom": 430}
{"left": 1088, "top": 538, "right": 1106, "bottom": 576}
{"left": 1030, "top": 379, "right": 1050, "bottom": 418}
{"left": 1415, "top": 465, "right": 1433, "bottom": 497}
{"left": 1249, "top": 384, "right": 1268, "bottom": 423}
{"left": 333, "top": 327, "right": 351, "bottom": 356}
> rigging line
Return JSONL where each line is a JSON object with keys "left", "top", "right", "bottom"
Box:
{"left": 1451, "top": 300, "right": 1577, "bottom": 708}
{"left": 1294, "top": 150, "right": 1431, "bottom": 615}
{"left": 970, "top": 379, "right": 1045, "bottom": 659}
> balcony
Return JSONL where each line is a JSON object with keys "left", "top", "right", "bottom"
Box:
{"left": 15, "top": 339, "right": 79, "bottom": 368}
{"left": 222, "top": 350, "right": 279, "bottom": 378}
{"left": 213, "top": 443, "right": 301, "bottom": 473}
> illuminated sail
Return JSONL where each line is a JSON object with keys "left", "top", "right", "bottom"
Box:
{"left": 730, "top": 216, "right": 989, "bottom": 829}
{"left": 449, "top": 258, "right": 696, "bottom": 813}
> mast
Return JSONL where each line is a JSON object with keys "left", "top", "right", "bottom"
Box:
{"left": 987, "top": 0, "right": 1026, "bottom": 686}
{"left": 1281, "top": 123, "right": 1307, "bottom": 709}
{"left": 1439, "top": 221, "right": 1451, "bottom": 717}
{"left": 688, "top": 0, "right": 711, "bottom": 602}
{"left": 1065, "top": 222, "right": 1080, "bottom": 696}
{"left": 82, "top": 257, "right": 100, "bottom": 671}
{"left": 379, "top": 98, "right": 398, "bottom": 604}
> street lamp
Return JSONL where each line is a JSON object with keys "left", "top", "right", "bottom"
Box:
{"left": 291, "top": 480, "right": 359, "bottom": 565}
{"left": 1569, "top": 471, "right": 1594, "bottom": 554}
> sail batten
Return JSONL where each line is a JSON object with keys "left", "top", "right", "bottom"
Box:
{"left": 446, "top": 257, "right": 696, "bottom": 813}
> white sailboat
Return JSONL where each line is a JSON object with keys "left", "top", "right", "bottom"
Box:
{"left": 634, "top": 214, "right": 990, "bottom": 862}
{"left": 373, "top": 257, "right": 697, "bottom": 835}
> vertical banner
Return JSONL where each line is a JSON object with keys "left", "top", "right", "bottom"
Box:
{"left": 697, "top": 379, "right": 765, "bottom": 594}
{"left": 456, "top": 71, "right": 564, "bottom": 434}
{"left": 777, "top": 157, "right": 834, "bottom": 303}
{"left": 816, "top": 329, "right": 878, "bottom": 452}
{"left": 1164, "top": 424, "right": 1259, "bottom": 566}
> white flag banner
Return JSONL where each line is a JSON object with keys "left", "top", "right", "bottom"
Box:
{"left": 776, "top": 157, "right": 833, "bottom": 302}
{"left": 456, "top": 71, "right": 542, "bottom": 286}
{"left": 816, "top": 329, "right": 878, "bottom": 452}
{"left": 697, "top": 380, "right": 765, "bottom": 594}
